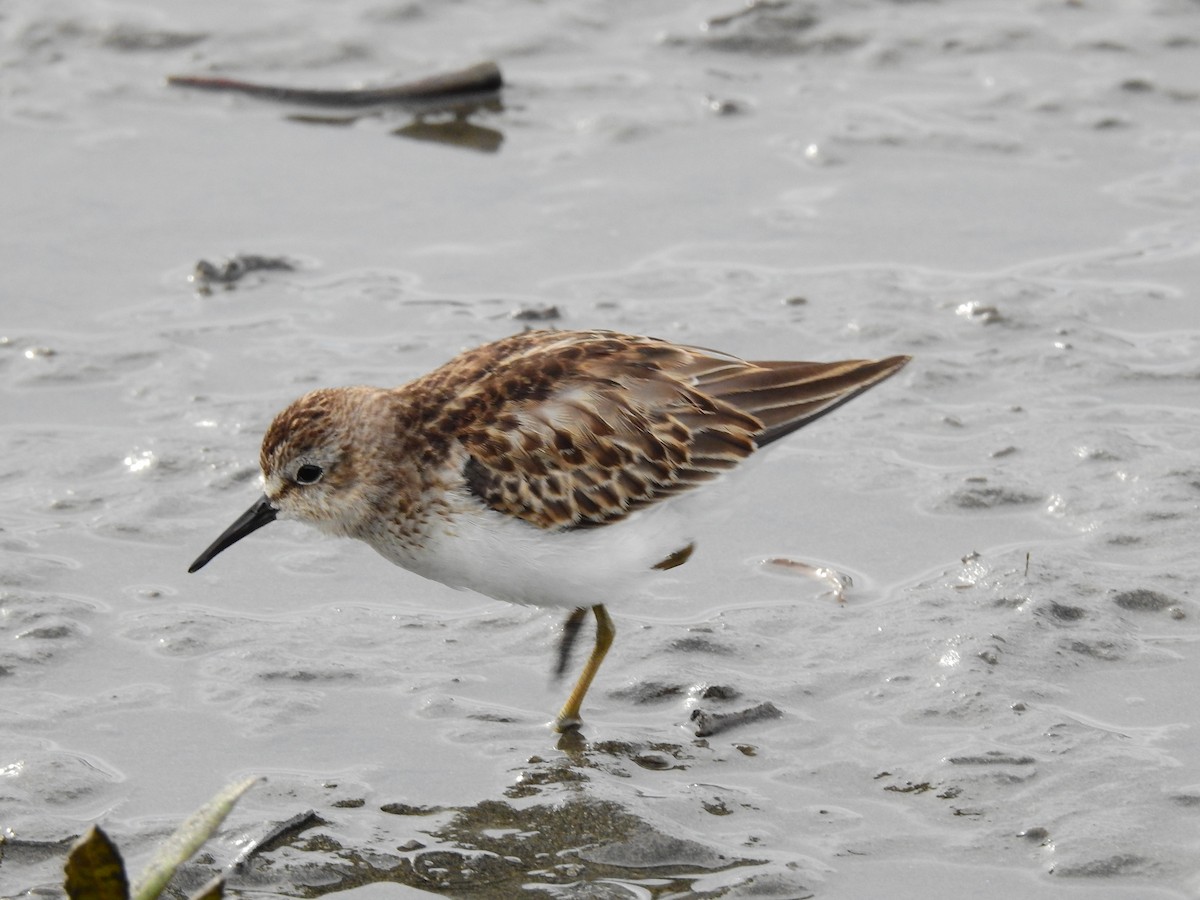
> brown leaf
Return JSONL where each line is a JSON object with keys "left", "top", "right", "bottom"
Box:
{"left": 64, "top": 826, "right": 129, "bottom": 900}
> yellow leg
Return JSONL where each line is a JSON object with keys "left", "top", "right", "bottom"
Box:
{"left": 554, "top": 604, "right": 614, "bottom": 732}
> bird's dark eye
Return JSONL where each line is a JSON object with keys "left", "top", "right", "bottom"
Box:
{"left": 295, "top": 463, "right": 324, "bottom": 485}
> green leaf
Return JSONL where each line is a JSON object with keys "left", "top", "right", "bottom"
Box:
{"left": 64, "top": 825, "right": 130, "bottom": 900}
{"left": 130, "top": 776, "right": 260, "bottom": 900}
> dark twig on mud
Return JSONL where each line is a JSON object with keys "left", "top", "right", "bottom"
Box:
{"left": 227, "top": 809, "right": 324, "bottom": 874}
{"left": 167, "top": 61, "right": 503, "bottom": 109}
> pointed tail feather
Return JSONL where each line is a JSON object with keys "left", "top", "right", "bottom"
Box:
{"left": 698, "top": 355, "right": 911, "bottom": 447}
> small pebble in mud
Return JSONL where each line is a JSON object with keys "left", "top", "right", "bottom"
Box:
{"left": 1044, "top": 601, "right": 1086, "bottom": 622}
{"left": 671, "top": 635, "right": 735, "bottom": 655}
{"left": 947, "top": 480, "right": 1042, "bottom": 510}
{"left": 633, "top": 752, "right": 678, "bottom": 771}
{"left": 381, "top": 802, "right": 443, "bottom": 816}
{"left": 1119, "top": 77, "right": 1155, "bottom": 93}
{"left": 947, "top": 752, "right": 1035, "bottom": 767}
{"left": 1067, "top": 639, "right": 1123, "bottom": 661}
{"left": 610, "top": 680, "right": 686, "bottom": 704}
{"left": 691, "top": 702, "right": 782, "bottom": 737}
{"left": 509, "top": 304, "right": 562, "bottom": 321}
{"left": 705, "top": 95, "right": 747, "bottom": 116}
{"left": 1112, "top": 588, "right": 1175, "bottom": 612}
{"left": 955, "top": 301, "right": 1004, "bottom": 324}
{"left": 17, "top": 624, "right": 76, "bottom": 640}
{"left": 698, "top": 683, "right": 741, "bottom": 701}
{"left": 190, "top": 254, "right": 296, "bottom": 294}
{"left": 1108, "top": 534, "right": 1142, "bottom": 546}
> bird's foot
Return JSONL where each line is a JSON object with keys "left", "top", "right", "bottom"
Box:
{"left": 552, "top": 713, "right": 583, "bottom": 734}
{"left": 553, "top": 721, "right": 588, "bottom": 753}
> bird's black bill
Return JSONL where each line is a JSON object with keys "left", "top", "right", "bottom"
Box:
{"left": 188, "top": 495, "right": 278, "bottom": 573}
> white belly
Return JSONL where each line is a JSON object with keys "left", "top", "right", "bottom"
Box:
{"left": 367, "top": 494, "right": 698, "bottom": 610}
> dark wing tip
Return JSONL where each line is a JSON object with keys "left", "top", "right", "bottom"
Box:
{"left": 705, "top": 353, "right": 912, "bottom": 449}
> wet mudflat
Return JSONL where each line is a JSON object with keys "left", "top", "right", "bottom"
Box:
{"left": 3, "top": 1, "right": 1200, "bottom": 897}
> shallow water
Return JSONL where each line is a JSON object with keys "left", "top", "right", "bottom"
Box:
{"left": 3, "top": 0, "right": 1200, "bottom": 897}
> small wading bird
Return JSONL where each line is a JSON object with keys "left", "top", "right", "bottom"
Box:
{"left": 189, "top": 330, "right": 909, "bottom": 732}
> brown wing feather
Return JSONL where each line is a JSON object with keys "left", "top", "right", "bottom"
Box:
{"left": 689, "top": 354, "right": 911, "bottom": 446}
{"left": 425, "top": 331, "right": 908, "bottom": 531}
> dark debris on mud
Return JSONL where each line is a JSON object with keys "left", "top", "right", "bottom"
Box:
{"left": 210, "top": 739, "right": 772, "bottom": 898}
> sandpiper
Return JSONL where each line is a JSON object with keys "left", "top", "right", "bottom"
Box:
{"left": 189, "top": 329, "right": 909, "bottom": 731}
